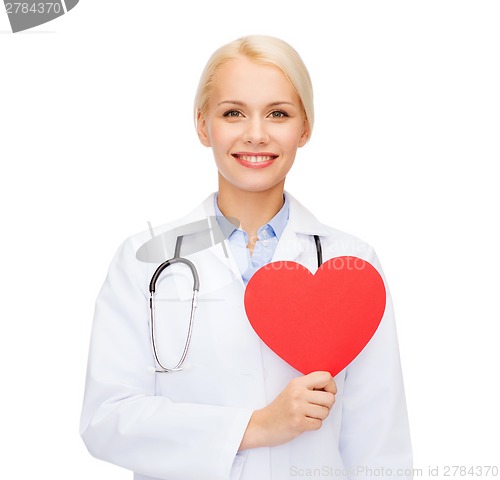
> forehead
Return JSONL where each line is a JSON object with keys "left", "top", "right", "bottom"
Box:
{"left": 210, "top": 56, "right": 300, "bottom": 105}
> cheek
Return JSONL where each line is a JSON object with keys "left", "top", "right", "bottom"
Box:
{"left": 209, "top": 122, "right": 237, "bottom": 151}
{"left": 278, "top": 127, "right": 305, "bottom": 151}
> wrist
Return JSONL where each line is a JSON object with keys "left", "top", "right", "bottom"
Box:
{"left": 238, "top": 409, "right": 267, "bottom": 451}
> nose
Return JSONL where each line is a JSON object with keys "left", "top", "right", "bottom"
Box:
{"left": 243, "top": 118, "right": 270, "bottom": 145}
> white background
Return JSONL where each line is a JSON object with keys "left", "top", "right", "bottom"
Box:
{"left": 1, "top": 1, "right": 499, "bottom": 478}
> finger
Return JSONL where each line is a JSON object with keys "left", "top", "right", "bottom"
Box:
{"left": 305, "top": 390, "right": 335, "bottom": 410}
{"left": 304, "top": 403, "right": 331, "bottom": 421}
{"left": 303, "top": 416, "right": 323, "bottom": 432}
{"left": 323, "top": 379, "right": 337, "bottom": 395}
{"left": 302, "top": 371, "right": 333, "bottom": 390}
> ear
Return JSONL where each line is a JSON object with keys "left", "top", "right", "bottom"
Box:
{"left": 298, "top": 118, "right": 310, "bottom": 147}
{"left": 196, "top": 110, "right": 212, "bottom": 147}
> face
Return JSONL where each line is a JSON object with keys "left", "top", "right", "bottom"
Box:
{"left": 197, "top": 56, "right": 309, "bottom": 194}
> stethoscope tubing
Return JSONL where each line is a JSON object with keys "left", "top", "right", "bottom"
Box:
{"left": 149, "top": 256, "right": 199, "bottom": 373}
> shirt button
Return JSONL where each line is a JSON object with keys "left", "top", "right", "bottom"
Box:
{"left": 262, "top": 240, "right": 270, "bottom": 247}
{"left": 262, "top": 229, "right": 268, "bottom": 238}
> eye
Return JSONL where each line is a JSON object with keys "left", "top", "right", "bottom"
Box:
{"left": 223, "top": 110, "right": 242, "bottom": 118}
{"left": 269, "top": 110, "right": 288, "bottom": 119}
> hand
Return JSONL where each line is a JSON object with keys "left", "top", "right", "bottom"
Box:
{"left": 239, "top": 371, "right": 337, "bottom": 450}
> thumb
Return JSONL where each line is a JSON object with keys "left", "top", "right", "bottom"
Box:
{"left": 303, "top": 371, "right": 333, "bottom": 390}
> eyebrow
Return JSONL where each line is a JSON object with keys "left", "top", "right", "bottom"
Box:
{"left": 217, "top": 100, "right": 296, "bottom": 108}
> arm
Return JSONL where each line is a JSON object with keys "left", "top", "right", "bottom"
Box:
{"left": 80, "top": 239, "right": 253, "bottom": 480}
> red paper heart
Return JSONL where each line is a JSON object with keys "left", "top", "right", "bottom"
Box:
{"left": 244, "top": 257, "right": 386, "bottom": 376}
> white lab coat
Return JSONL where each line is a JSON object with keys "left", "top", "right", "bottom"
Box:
{"left": 80, "top": 192, "right": 412, "bottom": 480}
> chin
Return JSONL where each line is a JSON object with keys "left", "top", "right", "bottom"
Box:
{"left": 234, "top": 181, "right": 285, "bottom": 194}
{"left": 218, "top": 168, "right": 287, "bottom": 194}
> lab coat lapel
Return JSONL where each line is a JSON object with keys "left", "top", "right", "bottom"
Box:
{"left": 272, "top": 192, "right": 333, "bottom": 271}
{"left": 271, "top": 224, "right": 303, "bottom": 263}
{"left": 184, "top": 194, "right": 244, "bottom": 296}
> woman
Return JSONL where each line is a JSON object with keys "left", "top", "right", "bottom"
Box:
{"left": 80, "top": 35, "right": 412, "bottom": 479}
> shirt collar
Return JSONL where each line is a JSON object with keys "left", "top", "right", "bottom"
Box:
{"left": 214, "top": 192, "right": 290, "bottom": 240}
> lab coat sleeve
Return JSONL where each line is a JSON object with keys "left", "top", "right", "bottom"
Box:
{"left": 338, "top": 249, "right": 413, "bottom": 479}
{"left": 80, "top": 238, "right": 253, "bottom": 480}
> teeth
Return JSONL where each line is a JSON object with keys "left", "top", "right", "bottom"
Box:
{"left": 238, "top": 155, "right": 275, "bottom": 163}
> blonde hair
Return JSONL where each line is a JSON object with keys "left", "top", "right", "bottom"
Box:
{"left": 194, "top": 35, "right": 314, "bottom": 137}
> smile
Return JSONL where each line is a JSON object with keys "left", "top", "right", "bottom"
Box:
{"left": 232, "top": 153, "right": 278, "bottom": 169}
{"left": 232, "top": 154, "right": 278, "bottom": 163}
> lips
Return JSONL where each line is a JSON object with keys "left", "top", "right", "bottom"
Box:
{"left": 232, "top": 152, "right": 278, "bottom": 168}
{"left": 232, "top": 153, "right": 278, "bottom": 162}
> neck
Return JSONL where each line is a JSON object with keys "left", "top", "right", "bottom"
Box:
{"left": 216, "top": 175, "right": 285, "bottom": 236}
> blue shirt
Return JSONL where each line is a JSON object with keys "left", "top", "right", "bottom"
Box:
{"left": 214, "top": 193, "right": 290, "bottom": 285}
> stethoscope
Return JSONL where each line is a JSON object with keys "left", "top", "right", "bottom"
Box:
{"left": 149, "top": 234, "right": 323, "bottom": 373}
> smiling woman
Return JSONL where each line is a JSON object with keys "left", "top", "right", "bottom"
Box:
{"left": 196, "top": 56, "right": 309, "bottom": 210}
{"left": 80, "top": 35, "right": 413, "bottom": 480}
